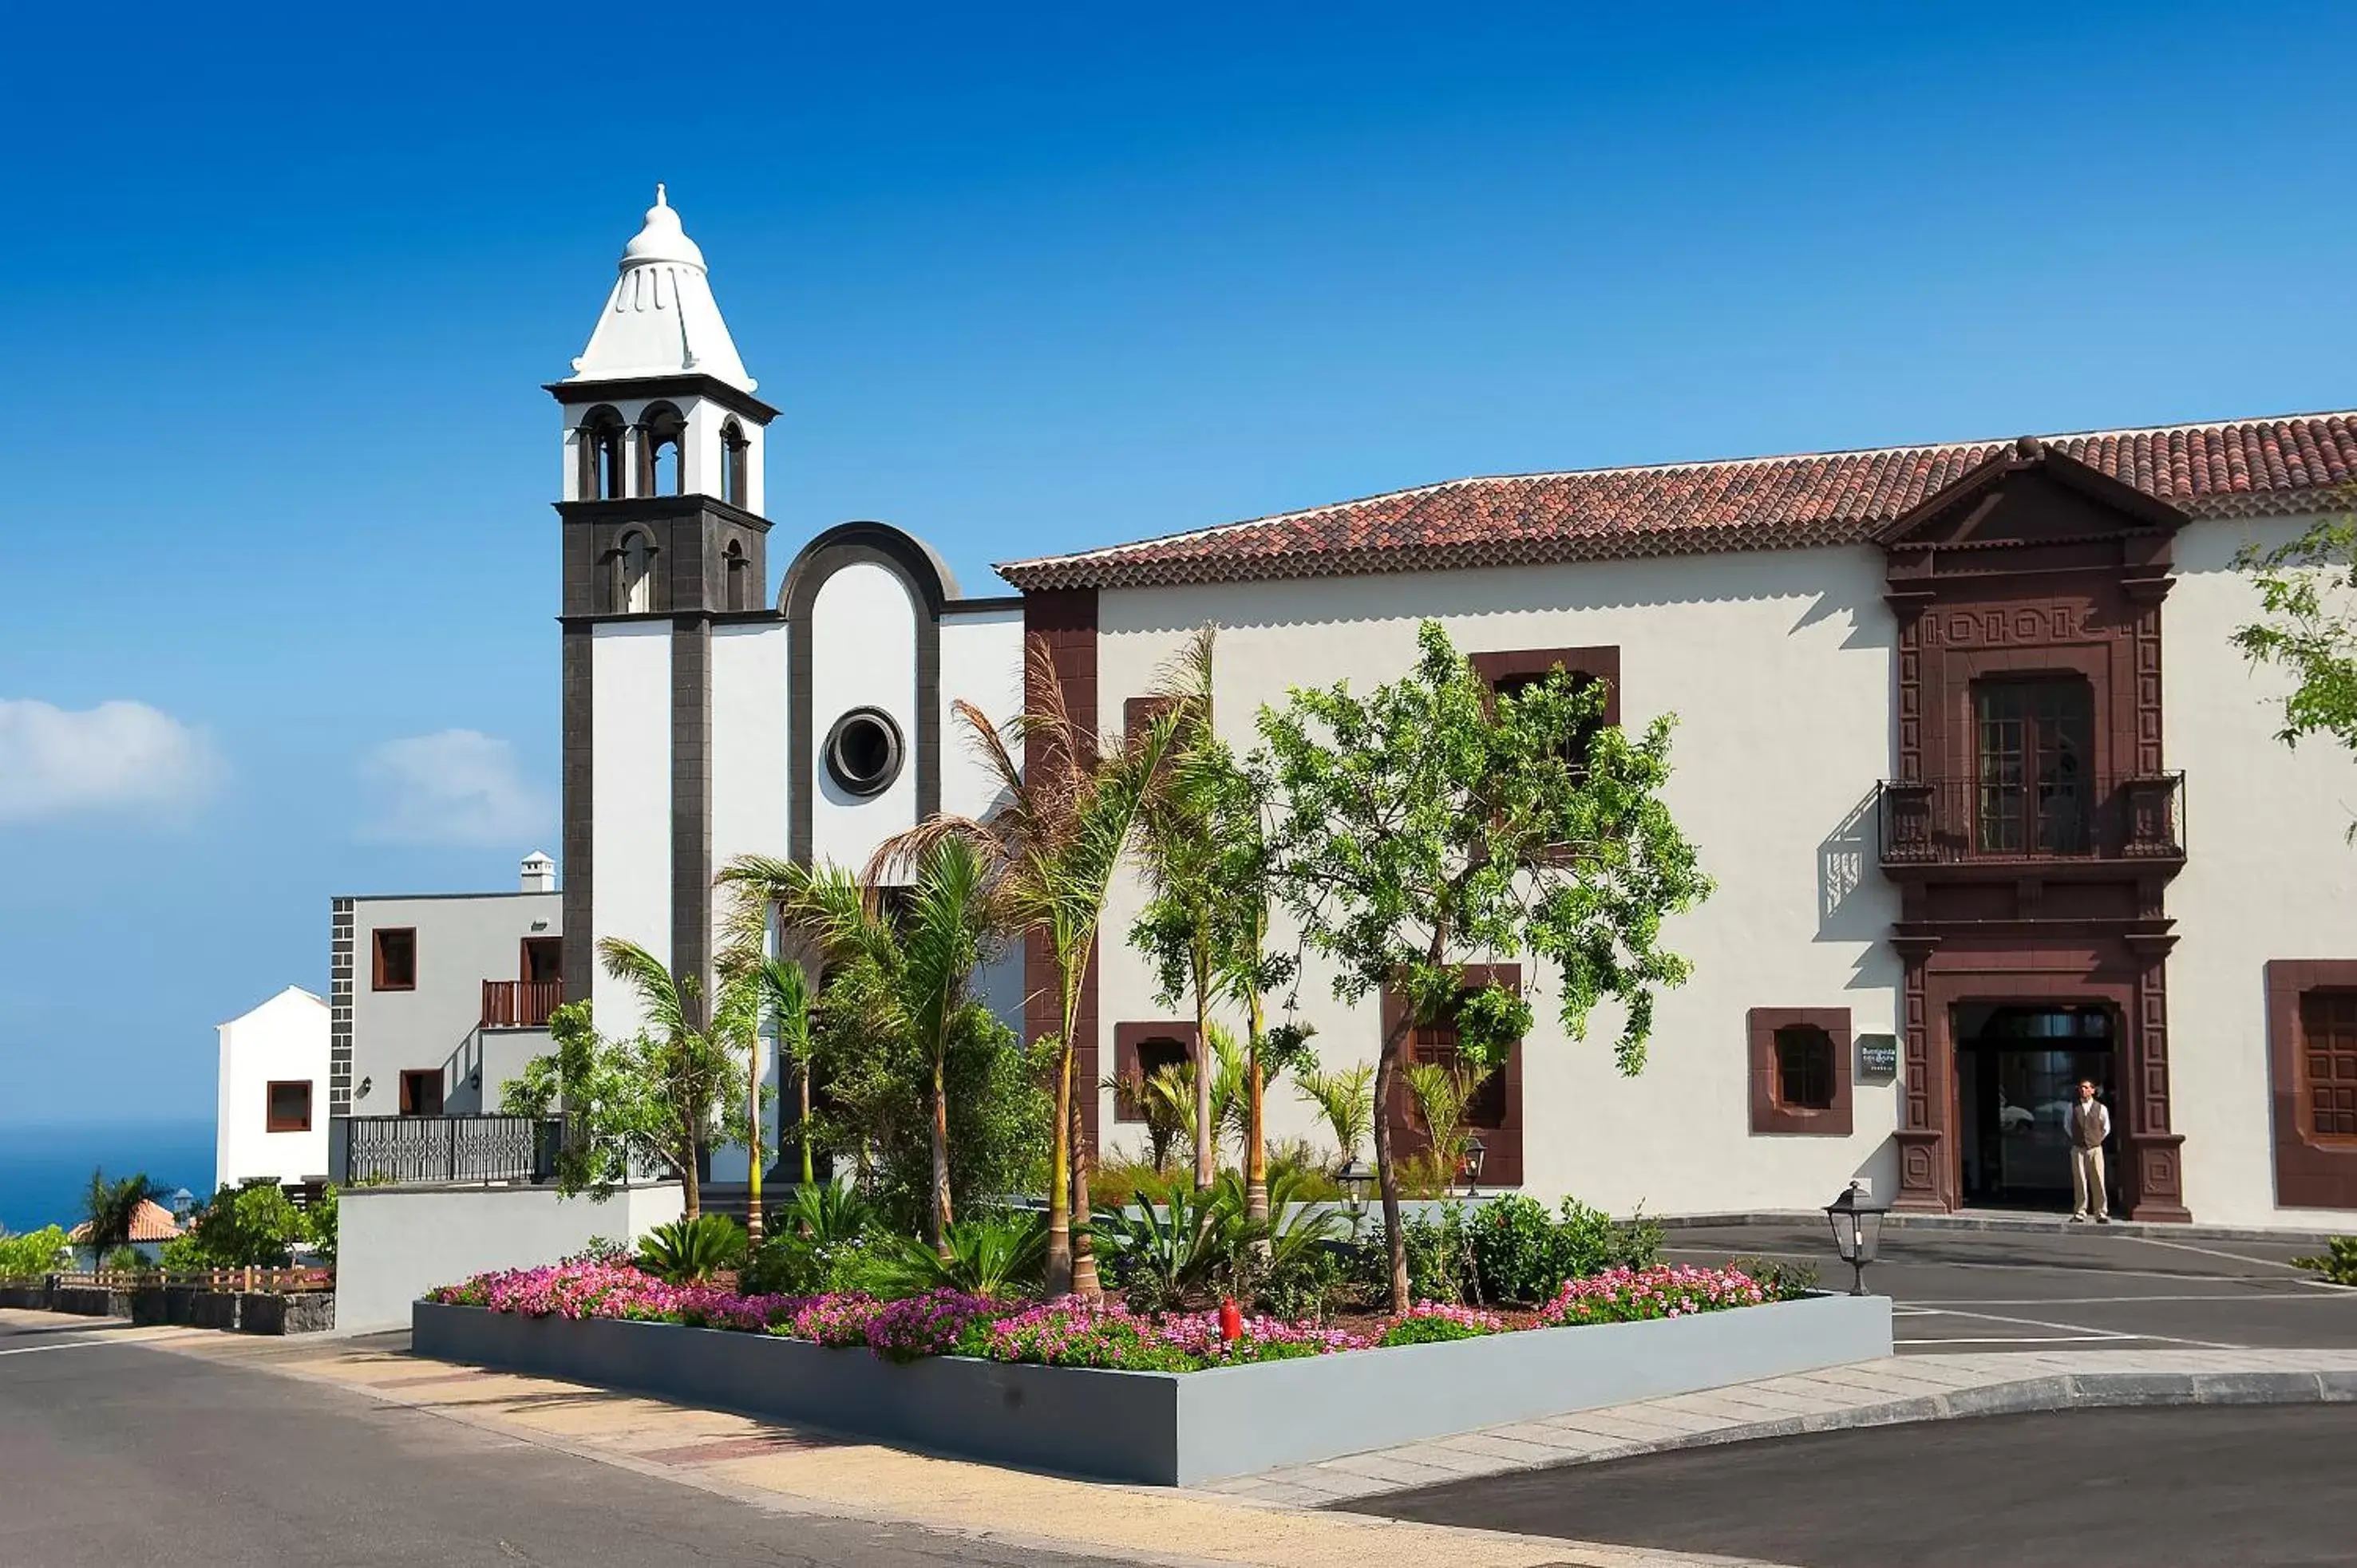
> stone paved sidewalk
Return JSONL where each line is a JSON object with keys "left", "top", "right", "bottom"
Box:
{"left": 1204, "top": 1346, "right": 2357, "bottom": 1507}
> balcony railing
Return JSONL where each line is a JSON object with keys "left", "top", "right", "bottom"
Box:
{"left": 481, "top": 979, "right": 562, "bottom": 1029}
{"left": 1877, "top": 772, "right": 2186, "bottom": 866}
{"left": 342, "top": 1115, "right": 565, "bottom": 1187}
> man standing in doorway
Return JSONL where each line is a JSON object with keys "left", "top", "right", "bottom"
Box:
{"left": 2068, "top": 1079, "right": 2110, "bottom": 1223}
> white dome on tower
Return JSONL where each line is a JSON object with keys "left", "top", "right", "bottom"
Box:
{"left": 567, "top": 185, "right": 753, "bottom": 392}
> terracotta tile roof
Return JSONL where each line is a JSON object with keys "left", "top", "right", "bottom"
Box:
{"left": 69, "top": 1199, "right": 183, "bottom": 1244}
{"left": 996, "top": 412, "right": 2357, "bottom": 593}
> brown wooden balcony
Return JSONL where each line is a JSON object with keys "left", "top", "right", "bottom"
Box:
{"left": 1877, "top": 772, "right": 2185, "bottom": 867}
{"left": 480, "top": 979, "right": 562, "bottom": 1029}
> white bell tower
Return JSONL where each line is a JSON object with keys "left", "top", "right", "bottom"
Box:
{"left": 556, "top": 185, "right": 770, "bottom": 515}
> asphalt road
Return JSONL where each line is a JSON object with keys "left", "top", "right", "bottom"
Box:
{"left": 1347, "top": 1404, "right": 2357, "bottom": 1567}
{"left": 1656, "top": 1219, "right": 2357, "bottom": 1353}
{"left": 0, "top": 1317, "right": 1134, "bottom": 1568}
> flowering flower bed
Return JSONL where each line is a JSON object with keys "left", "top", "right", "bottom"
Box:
{"left": 1541, "top": 1263, "right": 1772, "bottom": 1325}
{"left": 425, "top": 1258, "right": 1782, "bottom": 1372}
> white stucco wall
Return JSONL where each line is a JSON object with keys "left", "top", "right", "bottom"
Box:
{"left": 706, "top": 620, "right": 792, "bottom": 1183}
{"left": 2163, "top": 515, "right": 2357, "bottom": 1229}
{"left": 809, "top": 560, "right": 919, "bottom": 873}
{"left": 592, "top": 622, "right": 674, "bottom": 1038}
{"left": 1090, "top": 547, "right": 1905, "bottom": 1215}
{"left": 216, "top": 986, "right": 329, "bottom": 1188}
{"left": 334, "top": 1182, "right": 686, "bottom": 1333}
{"left": 940, "top": 607, "right": 1027, "bottom": 821}
{"left": 346, "top": 892, "right": 562, "bottom": 1122}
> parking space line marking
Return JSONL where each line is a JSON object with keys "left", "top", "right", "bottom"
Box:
{"left": 0, "top": 1341, "right": 120, "bottom": 1358}
{"left": 1898, "top": 1335, "right": 2141, "bottom": 1345}
{"left": 1904, "top": 1294, "right": 2357, "bottom": 1307}
{"left": 1660, "top": 1245, "right": 2319, "bottom": 1290}
{"left": 2121, "top": 1234, "right": 2318, "bottom": 1273}
{"left": 1896, "top": 1304, "right": 2234, "bottom": 1349}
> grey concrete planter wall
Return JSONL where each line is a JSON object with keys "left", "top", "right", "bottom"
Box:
{"left": 415, "top": 1292, "right": 1892, "bottom": 1484}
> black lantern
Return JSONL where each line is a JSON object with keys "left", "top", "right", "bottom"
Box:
{"left": 1823, "top": 1184, "right": 1888, "bottom": 1296}
{"left": 1336, "top": 1158, "right": 1376, "bottom": 1203}
{"left": 1461, "top": 1134, "right": 1487, "bottom": 1197}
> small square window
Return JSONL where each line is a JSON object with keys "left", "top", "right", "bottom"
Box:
{"left": 373, "top": 929, "right": 417, "bottom": 991}
{"left": 265, "top": 1080, "right": 312, "bottom": 1133}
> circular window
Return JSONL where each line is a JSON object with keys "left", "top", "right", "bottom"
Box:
{"left": 825, "top": 708, "right": 904, "bottom": 798}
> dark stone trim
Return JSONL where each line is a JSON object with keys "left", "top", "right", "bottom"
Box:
{"left": 1746, "top": 1007, "right": 1854, "bottom": 1136}
{"left": 561, "top": 626, "right": 595, "bottom": 1009}
{"left": 672, "top": 615, "right": 714, "bottom": 1021}
{"left": 784, "top": 524, "right": 948, "bottom": 863}
{"left": 1025, "top": 590, "right": 1101, "bottom": 1151}
{"left": 943, "top": 594, "right": 1026, "bottom": 615}
{"left": 544, "top": 373, "right": 780, "bottom": 425}
{"left": 556, "top": 495, "right": 775, "bottom": 535}
{"left": 328, "top": 899, "right": 354, "bottom": 1121}
{"left": 2264, "top": 961, "right": 2357, "bottom": 1210}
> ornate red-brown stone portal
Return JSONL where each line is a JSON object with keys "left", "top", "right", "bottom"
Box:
{"left": 1876, "top": 439, "right": 2190, "bottom": 1221}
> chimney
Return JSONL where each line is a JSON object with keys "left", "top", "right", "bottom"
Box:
{"left": 520, "top": 851, "right": 557, "bottom": 893}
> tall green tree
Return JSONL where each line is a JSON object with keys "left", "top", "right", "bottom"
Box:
{"left": 722, "top": 838, "right": 1008, "bottom": 1254}
{"left": 501, "top": 938, "right": 753, "bottom": 1220}
{"left": 892, "top": 636, "right": 1179, "bottom": 1297}
{"left": 78, "top": 1170, "right": 156, "bottom": 1270}
{"left": 746, "top": 953, "right": 820, "bottom": 1189}
{"left": 1258, "top": 620, "right": 1711, "bottom": 1310}
{"left": 2233, "top": 510, "right": 2357, "bottom": 818}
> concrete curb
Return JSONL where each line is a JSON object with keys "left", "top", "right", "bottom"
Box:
{"left": 1322, "top": 1368, "right": 2357, "bottom": 1496}
{"left": 1651, "top": 1210, "right": 2346, "bottom": 1245}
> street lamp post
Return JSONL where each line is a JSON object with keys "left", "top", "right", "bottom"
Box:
{"left": 1823, "top": 1183, "right": 1889, "bottom": 1296}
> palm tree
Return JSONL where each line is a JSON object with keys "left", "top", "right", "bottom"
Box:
{"left": 1132, "top": 627, "right": 1223, "bottom": 1191}
{"left": 749, "top": 954, "right": 820, "bottom": 1190}
{"left": 722, "top": 838, "right": 1003, "bottom": 1255}
{"left": 880, "top": 635, "right": 1180, "bottom": 1298}
{"left": 595, "top": 937, "right": 748, "bottom": 1221}
{"left": 80, "top": 1169, "right": 157, "bottom": 1271}
{"left": 1294, "top": 1062, "right": 1375, "bottom": 1171}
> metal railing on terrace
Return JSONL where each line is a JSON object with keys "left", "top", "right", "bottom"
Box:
{"left": 1875, "top": 772, "right": 2186, "bottom": 866}
{"left": 342, "top": 1114, "right": 565, "bottom": 1187}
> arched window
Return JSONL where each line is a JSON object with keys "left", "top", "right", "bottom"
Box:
{"left": 638, "top": 403, "right": 686, "bottom": 497}
{"left": 578, "top": 407, "right": 627, "bottom": 500}
{"left": 723, "top": 539, "right": 752, "bottom": 611}
{"left": 720, "top": 419, "right": 749, "bottom": 508}
{"left": 615, "top": 531, "right": 655, "bottom": 614}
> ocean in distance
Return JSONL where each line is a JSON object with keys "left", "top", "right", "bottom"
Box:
{"left": 0, "top": 1120, "right": 216, "bottom": 1233}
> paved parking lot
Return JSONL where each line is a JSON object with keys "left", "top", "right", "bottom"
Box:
{"left": 1659, "top": 1218, "right": 2356, "bottom": 1353}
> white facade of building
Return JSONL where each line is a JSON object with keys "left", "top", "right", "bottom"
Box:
{"left": 215, "top": 985, "right": 330, "bottom": 1189}
{"left": 553, "top": 193, "right": 2357, "bottom": 1228}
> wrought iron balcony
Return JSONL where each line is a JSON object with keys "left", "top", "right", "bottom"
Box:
{"left": 480, "top": 979, "right": 562, "bottom": 1029}
{"left": 1876, "top": 772, "right": 2185, "bottom": 867}
{"left": 342, "top": 1114, "right": 565, "bottom": 1187}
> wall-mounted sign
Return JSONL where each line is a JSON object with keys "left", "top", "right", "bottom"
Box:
{"left": 1857, "top": 1034, "right": 1900, "bottom": 1080}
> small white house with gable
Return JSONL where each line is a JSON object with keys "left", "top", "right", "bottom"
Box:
{"left": 215, "top": 985, "right": 330, "bottom": 1189}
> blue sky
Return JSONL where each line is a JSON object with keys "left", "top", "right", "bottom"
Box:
{"left": 4, "top": 3, "right": 2353, "bottom": 1124}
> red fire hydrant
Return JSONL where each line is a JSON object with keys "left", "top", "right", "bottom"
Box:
{"left": 1218, "top": 1297, "right": 1243, "bottom": 1344}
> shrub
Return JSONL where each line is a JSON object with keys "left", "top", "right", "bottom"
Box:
{"left": 868, "top": 1211, "right": 1046, "bottom": 1299}
{"left": 179, "top": 1181, "right": 309, "bottom": 1269}
{"left": 1378, "top": 1301, "right": 1507, "bottom": 1346}
{"left": 1467, "top": 1194, "right": 1558, "bottom": 1304}
{"left": 306, "top": 1185, "right": 338, "bottom": 1265}
{"left": 635, "top": 1215, "right": 748, "bottom": 1283}
{"left": 1727, "top": 1254, "right": 1820, "bottom": 1301}
{"left": 1362, "top": 1204, "right": 1473, "bottom": 1303}
{"left": 740, "top": 1184, "right": 884, "bottom": 1295}
{"left": 0, "top": 1226, "right": 70, "bottom": 1278}
{"left": 1095, "top": 1183, "right": 1246, "bottom": 1313}
{"left": 101, "top": 1245, "right": 150, "bottom": 1274}
{"left": 562, "top": 1235, "right": 634, "bottom": 1267}
{"left": 2291, "top": 1236, "right": 2357, "bottom": 1286}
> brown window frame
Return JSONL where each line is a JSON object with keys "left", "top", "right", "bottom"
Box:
{"left": 264, "top": 1080, "right": 313, "bottom": 1133}
{"left": 372, "top": 928, "right": 417, "bottom": 991}
{"left": 398, "top": 1068, "right": 445, "bottom": 1118}
{"left": 1469, "top": 647, "right": 1622, "bottom": 729}
{"left": 2264, "top": 962, "right": 2357, "bottom": 1209}
{"left": 1747, "top": 1007, "right": 1853, "bottom": 1135}
{"left": 2295, "top": 989, "right": 2357, "bottom": 1146}
{"left": 520, "top": 936, "right": 564, "bottom": 985}
{"left": 1379, "top": 964, "right": 1524, "bottom": 1187}
{"left": 1111, "top": 1022, "right": 1197, "bottom": 1123}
